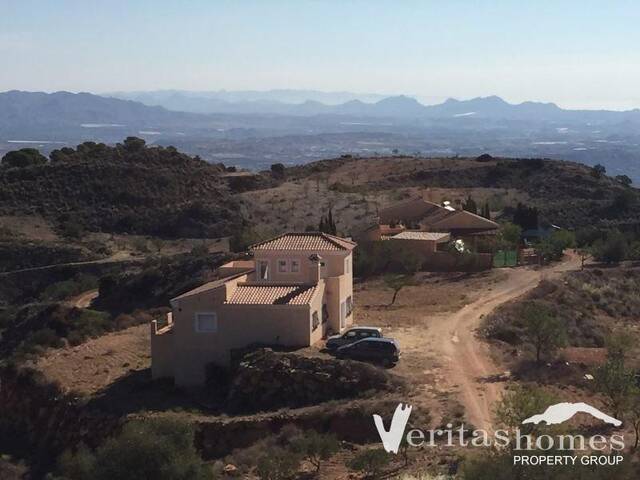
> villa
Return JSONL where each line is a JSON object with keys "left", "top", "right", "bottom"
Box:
{"left": 360, "top": 195, "right": 499, "bottom": 250}
{"left": 150, "top": 232, "right": 356, "bottom": 386}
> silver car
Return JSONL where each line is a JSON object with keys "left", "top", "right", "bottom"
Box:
{"left": 326, "top": 326, "right": 382, "bottom": 350}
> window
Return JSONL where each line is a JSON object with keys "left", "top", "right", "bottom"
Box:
{"left": 345, "top": 256, "right": 351, "bottom": 274}
{"left": 346, "top": 296, "right": 353, "bottom": 317}
{"left": 278, "top": 259, "right": 288, "bottom": 273}
{"left": 291, "top": 260, "right": 300, "bottom": 272}
{"left": 345, "top": 331, "right": 357, "bottom": 338}
{"left": 259, "top": 260, "right": 269, "bottom": 280}
{"left": 195, "top": 312, "right": 217, "bottom": 333}
{"left": 312, "top": 311, "right": 319, "bottom": 331}
{"left": 322, "top": 304, "right": 328, "bottom": 323}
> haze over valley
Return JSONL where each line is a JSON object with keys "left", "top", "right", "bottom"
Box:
{"left": 1, "top": 89, "right": 640, "bottom": 182}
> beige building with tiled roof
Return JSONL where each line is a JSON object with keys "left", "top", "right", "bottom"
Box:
{"left": 376, "top": 197, "right": 499, "bottom": 237}
{"left": 151, "top": 232, "right": 356, "bottom": 386}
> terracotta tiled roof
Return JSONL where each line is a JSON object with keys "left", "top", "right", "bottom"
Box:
{"left": 390, "top": 231, "right": 450, "bottom": 241}
{"left": 250, "top": 232, "right": 356, "bottom": 251}
{"left": 379, "top": 197, "right": 498, "bottom": 232}
{"left": 171, "top": 270, "right": 253, "bottom": 301}
{"left": 226, "top": 283, "right": 318, "bottom": 305}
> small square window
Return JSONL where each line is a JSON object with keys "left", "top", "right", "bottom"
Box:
{"left": 195, "top": 313, "right": 217, "bottom": 333}
{"left": 291, "top": 260, "right": 300, "bottom": 272}
{"left": 278, "top": 260, "right": 288, "bottom": 273}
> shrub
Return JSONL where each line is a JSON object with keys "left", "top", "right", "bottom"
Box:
{"left": 58, "top": 417, "right": 212, "bottom": 480}
{"left": 1, "top": 148, "right": 48, "bottom": 168}
{"left": 290, "top": 431, "right": 340, "bottom": 473}
{"left": 255, "top": 445, "right": 301, "bottom": 480}
{"left": 347, "top": 448, "right": 391, "bottom": 478}
{"left": 592, "top": 230, "right": 628, "bottom": 263}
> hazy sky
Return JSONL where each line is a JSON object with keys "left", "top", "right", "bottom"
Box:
{"left": 2, "top": 0, "right": 640, "bottom": 109}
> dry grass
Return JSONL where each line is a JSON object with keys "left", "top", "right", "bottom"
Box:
{"left": 32, "top": 324, "right": 150, "bottom": 396}
{"left": 240, "top": 156, "right": 529, "bottom": 236}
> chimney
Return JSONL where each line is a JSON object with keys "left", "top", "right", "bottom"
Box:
{"left": 308, "top": 254, "right": 322, "bottom": 284}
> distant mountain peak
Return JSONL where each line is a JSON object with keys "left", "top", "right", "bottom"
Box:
{"left": 471, "top": 95, "right": 508, "bottom": 105}
{"left": 376, "top": 95, "right": 422, "bottom": 106}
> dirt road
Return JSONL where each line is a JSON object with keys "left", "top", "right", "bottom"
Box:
{"left": 430, "top": 252, "right": 580, "bottom": 431}
{"left": 67, "top": 289, "right": 100, "bottom": 308}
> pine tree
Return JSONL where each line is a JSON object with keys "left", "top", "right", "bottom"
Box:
{"left": 463, "top": 195, "right": 477, "bottom": 214}
{"left": 482, "top": 202, "right": 491, "bottom": 219}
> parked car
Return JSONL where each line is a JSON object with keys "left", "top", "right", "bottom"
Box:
{"left": 325, "top": 326, "right": 382, "bottom": 350}
{"left": 335, "top": 337, "right": 400, "bottom": 366}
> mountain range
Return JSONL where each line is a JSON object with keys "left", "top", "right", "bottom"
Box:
{"left": 1, "top": 90, "right": 639, "bottom": 182}
{"left": 106, "top": 90, "right": 640, "bottom": 124}
{"left": 3, "top": 90, "right": 640, "bottom": 129}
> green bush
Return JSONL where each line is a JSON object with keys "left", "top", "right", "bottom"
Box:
{"left": 58, "top": 418, "right": 212, "bottom": 480}
{"left": 347, "top": 448, "right": 391, "bottom": 478}
{"left": 255, "top": 445, "right": 301, "bottom": 480}
{"left": 592, "top": 230, "right": 629, "bottom": 263}
{"left": 290, "top": 431, "right": 340, "bottom": 473}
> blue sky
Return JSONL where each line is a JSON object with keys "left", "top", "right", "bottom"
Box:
{"left": 2, "top": 0, "right": 639, "bottom": 109}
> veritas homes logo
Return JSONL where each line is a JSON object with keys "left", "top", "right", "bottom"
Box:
{"left": 373, "top": 402, "right": 625, "bottom": 466}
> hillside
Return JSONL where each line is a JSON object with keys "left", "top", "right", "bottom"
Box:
{"left": 244, "top": 155, "right": 640, "bottom": 236}
{"left": 0, "top": 139, "right": 241, "bottom": 238}
{"left": 484, "top": 265, "right": 640, "bottom": 352}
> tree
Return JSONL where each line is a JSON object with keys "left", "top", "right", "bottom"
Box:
{"left": 577, "top": 246, "right": 591, "bottom": 270}
{"left": 595, "top": 358, "right": 636, "bottom": 419}
{"left": 512, "top": 203, "right": 539, "bottom": 230}
{"left": 256, "top": 445, "right": 301, "bottom": 480}
{"left": 58, "top": 418, "right": 212, "bottom": 480}
{"left": 592, "top": 163, "right": 606, "bottom": 178}
{"left": 462, "top": 195, "right": 478, "bottom": 214}
{"left": 270, "top": 163, "right": 286, "bottom": 178}
{"left": 592, "top": 230, "right": 628, "bottom": 263}
{"left": 347, "top": 448, "right": 391, "bottom": 478}
{"left": 615, "top": 174, "right": 633, "bottom": 187}
{"left": 535, "top": 229, "right": 575, "bottom": 263}
{"left": 495, "top": 385, "right": 557, "bottom": 435}
{"left": 318, "top": 208, "right": 337, "bottom": 235}
{"left": 1, "top": 148, "right": 48, "bottom": 168}
{"left": 122, "top": 136, "right": 146, "bottom": 152}
{"left": 481, "top": 202, "right": 491, "bottom": 219}
{"left": 290, "top": 432, "right": 340, "bottom": 473}
{"left": 521, "top": 302, "right": 566, "bottom": 364}
{"left": 498, "top": 222, "right": 522, "bottom": 248}
{"left": 605, "top": 330, "right": 635, "bottom": 363}
{"left": 384, "top": 274, "right": 415, "bottom": 306}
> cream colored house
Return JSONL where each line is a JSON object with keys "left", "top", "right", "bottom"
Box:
{"left": 150, "top": 232, "right": 356, "bottom": 386}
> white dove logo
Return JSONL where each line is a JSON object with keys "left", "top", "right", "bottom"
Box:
{"left": 522, "top": 402, "right": 622, "bottom": 427}
{"left": 373, "top": 403, "right": 412, "bottom": 454}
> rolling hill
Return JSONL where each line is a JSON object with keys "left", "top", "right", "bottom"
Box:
{"left": 0, "top": 140, "right": 241, "bottom": 238}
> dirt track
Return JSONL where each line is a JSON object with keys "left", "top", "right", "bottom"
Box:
{"left": 424, "top": 252, "right": 580, "bottom": 431}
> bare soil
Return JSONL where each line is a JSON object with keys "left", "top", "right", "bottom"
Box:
{"left": 34, "top": 324, "right": 150, "bottom": 396}
{"left": 355, "top": 252, "right": 580, "bottom": 431}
